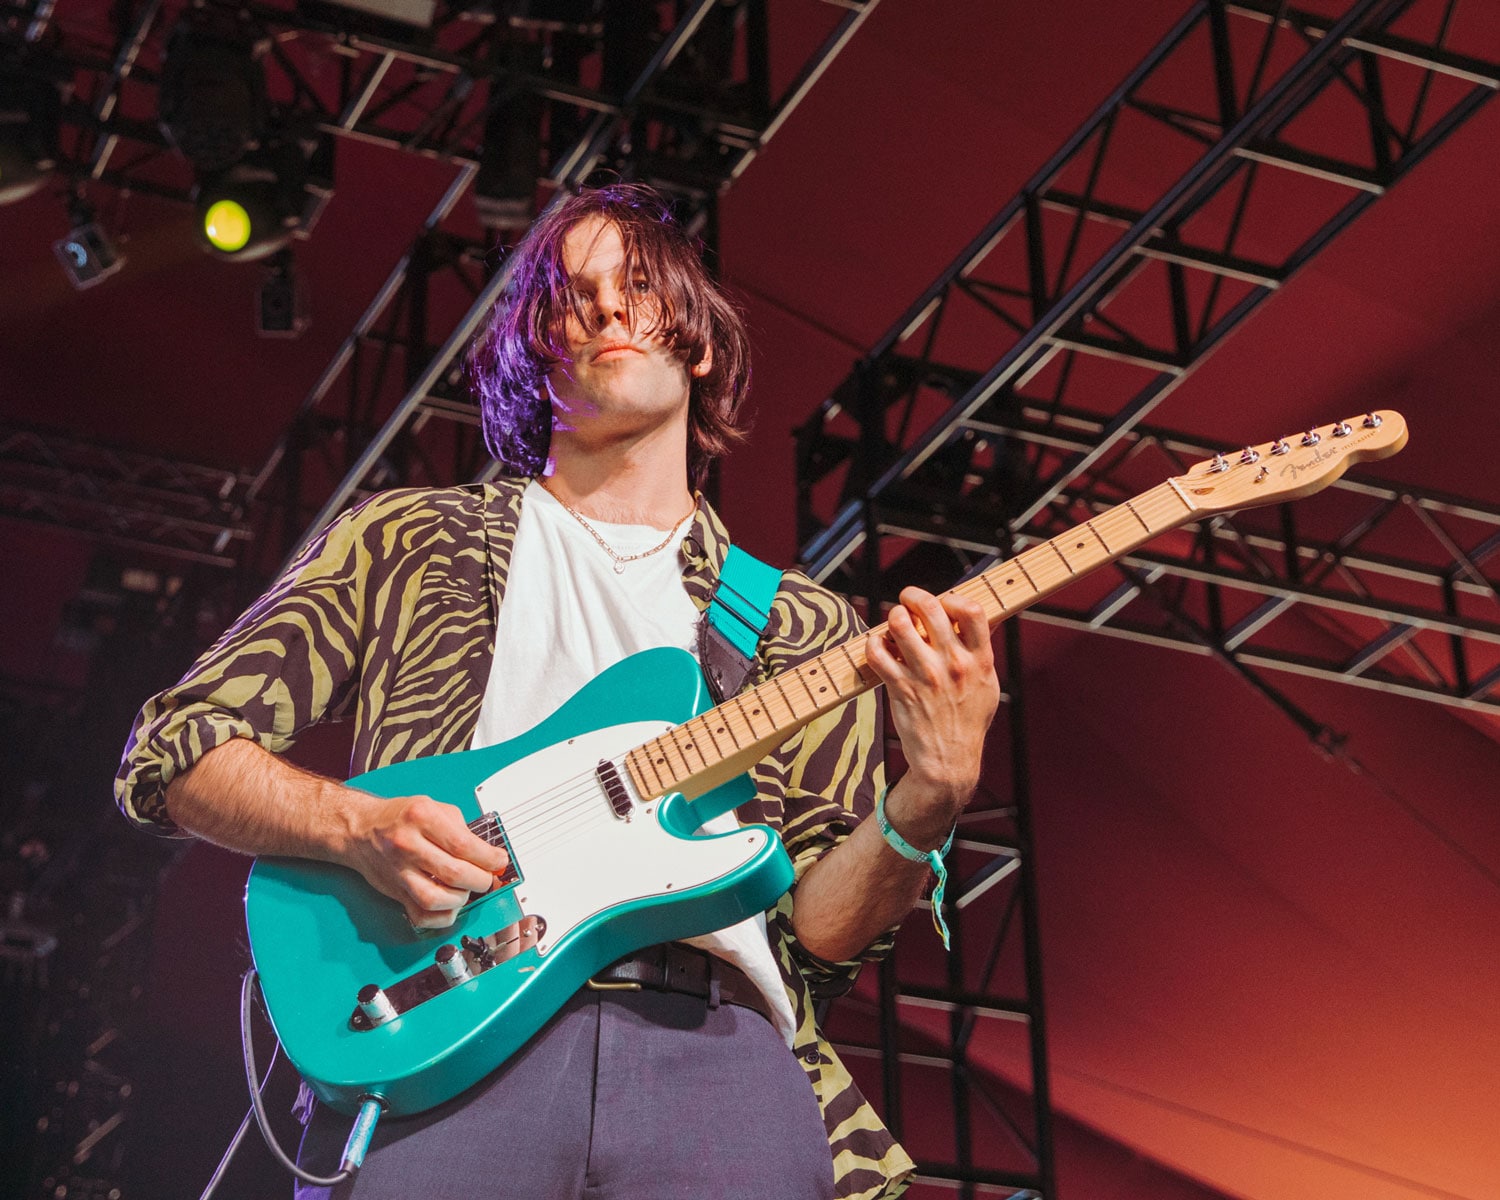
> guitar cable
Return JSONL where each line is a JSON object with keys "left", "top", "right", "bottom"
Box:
{"left": 228, "top": 968, "right": 384, "bottom": 1191}
{"left": 198, "top": 1037, "right": 275, "bottom": 1200}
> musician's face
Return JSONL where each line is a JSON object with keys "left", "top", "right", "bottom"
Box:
{"left": 544, "top": 216, "right": 709, "bottom": 450}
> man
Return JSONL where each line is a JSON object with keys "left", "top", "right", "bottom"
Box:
{"left": 117, "top": 184, "right": 999, "bottom": 1199}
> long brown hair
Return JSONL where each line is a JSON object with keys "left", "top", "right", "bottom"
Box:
{"left": 469, "top": 184, "right": 751, "bottom": 486}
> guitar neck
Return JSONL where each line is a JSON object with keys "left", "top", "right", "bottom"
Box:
{"left": 622, "top": 478, "right": 1197, "bottom": 802}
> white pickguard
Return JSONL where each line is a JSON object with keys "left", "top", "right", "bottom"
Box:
{"left": 472, "top": 722, "right": 765, "bottom": 956}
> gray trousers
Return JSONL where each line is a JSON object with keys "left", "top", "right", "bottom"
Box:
{"left": 295, "top": 988, "right": 835, "bottom": 1200}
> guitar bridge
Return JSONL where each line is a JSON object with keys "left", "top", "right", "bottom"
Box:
{"left": 349, "top": 913, "right": 546, "bottom": 1030}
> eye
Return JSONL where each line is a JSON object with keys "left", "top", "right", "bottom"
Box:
{"left": 631, "top": 278, "right": 651, "bottom": 295}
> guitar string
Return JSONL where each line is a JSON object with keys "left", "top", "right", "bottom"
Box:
{"left": 457, "top": 487, "right": 1192, "bottom": 861}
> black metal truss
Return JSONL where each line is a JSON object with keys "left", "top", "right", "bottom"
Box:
{"left": 828, "top": 620, "right": 1053, "bottom": 1197}
{"left": 797, "top": 0, "right": 1500, "bottom": 590}
{"left": 10, "top": 0, "right": 876, "bottom": 209}
{"left": 0, "top": 422, "right": 252, "bottom": 567}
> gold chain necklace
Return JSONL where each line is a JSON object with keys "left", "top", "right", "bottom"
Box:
{"left": 535, "top": 477, "right": 697, "bottom": 574}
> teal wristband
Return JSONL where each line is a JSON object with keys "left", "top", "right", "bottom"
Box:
{"left": 875, "top": 787, "right": 955, "bottom": 950}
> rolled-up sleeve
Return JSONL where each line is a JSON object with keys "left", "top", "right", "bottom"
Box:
{"left": 114, "top": 500, "right": 373, "bottom": 834}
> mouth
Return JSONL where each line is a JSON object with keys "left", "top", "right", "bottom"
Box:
{"left": 591, "top": 341, "right": 643, "bottom": 362}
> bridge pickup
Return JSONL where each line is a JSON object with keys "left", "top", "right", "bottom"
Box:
{"left": 596, "top": 759, "right": 632, "bottom": 820}
{"left": 349, "top": 914, "right": 546, "bottom": 1031}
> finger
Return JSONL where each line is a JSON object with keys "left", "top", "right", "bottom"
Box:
{"left": 401, "top": 867, "right": 471, "bottom": 915}
{"left": 406, "top": 838, "right": 499, "bottom": 897}
{"left": 405, "top": 903, "right": 458, "bottom": 931}
{"left": 942, "top": 593, "right": 992, "bottom": 654}
{"left": 884, "top": 602, "right": 937, "bottom": 673}
{"left": 412, "top": 797, "right": 511, "bottom": 875}
{"left": 865, "top": 624, "right": 905, "bottom": 684}
{"left": 901, "top": 587, "right": 958, "bottom": 651}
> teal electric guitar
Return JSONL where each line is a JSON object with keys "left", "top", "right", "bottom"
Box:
{"left": 245, "top": 412, "right": 1407, "bottom": 1117}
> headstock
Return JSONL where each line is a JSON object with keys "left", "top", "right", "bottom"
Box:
{"left": 1173, "top": 411, "right": 1408, "bottom": 516}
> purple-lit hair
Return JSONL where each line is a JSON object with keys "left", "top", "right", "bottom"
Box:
{"left": 468, "top": 183, "right": 751, "bottom": 486}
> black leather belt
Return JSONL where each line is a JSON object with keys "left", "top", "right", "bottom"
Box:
{"left": 588, "top": 942, "right": 776, "bottom": 1027}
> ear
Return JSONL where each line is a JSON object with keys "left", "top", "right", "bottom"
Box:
{"left": 690, "top": 344, "right": 714, "bottom": 378}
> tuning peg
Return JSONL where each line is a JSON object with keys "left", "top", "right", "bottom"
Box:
{"left": 1301, "top": 429, "right": 1321, "bottom": 446}
{"left": 1239, "top": 447, "right": 1260, "bottom": 464}
{"left": 1363, "top": 413, "right": 1382, "bottom": 428}
{"left": 1332, "top": 421, "right": 1352, "bottom": 437}
{"left": 1270, "top": 438, "right": 1290, "bottom": 455}
{"left": 1208, "top": 453, "right": 1230, "bottom": 473}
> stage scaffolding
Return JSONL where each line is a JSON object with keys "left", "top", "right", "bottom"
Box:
{"left": 793, "top": 1, "right": 1500, "bottom": 1194}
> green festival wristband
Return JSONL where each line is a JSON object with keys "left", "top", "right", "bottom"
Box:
{"left": 875, "top": 787, "right": 955, "bottom": 950}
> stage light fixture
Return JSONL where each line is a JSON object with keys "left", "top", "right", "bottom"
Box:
{"left": 158, "top": 8, "right": 270, "bottom": 173}
{"left": 257, "top": 250, "right": 309, "bottom": 338}
{"left": 298, "top": 0, "right": 436, "bottom": 34}
{"left": 193, "top": 135, "right": 332, "bottom": 261}
{"left": 474, "top": 47, "right": 544, "bottom": 230}
{"left": 53, "top": 199, "right": 124, "bottom": 289}
{"left": 0, "top": 58, "right": 62, "bottom": 206}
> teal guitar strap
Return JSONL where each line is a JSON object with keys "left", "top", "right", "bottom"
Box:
{"left": 699, "top": 543, "right": 781, "bottom": 704}
{"left": 688, "top": 544, "right": 781, "bottom": 827}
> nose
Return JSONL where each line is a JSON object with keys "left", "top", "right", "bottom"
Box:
{"left": 591, "top": 283, "right": 628, "bottom": 331}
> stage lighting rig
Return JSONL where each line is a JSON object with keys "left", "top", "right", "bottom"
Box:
{"left": 157, "top": 5, "right": 271, "bottom": 174}
{"left": 0, "top": 53, "right": 63, "bottom": 206}
{"left": 53, "top": 197, "right": 124, "bottom": 289}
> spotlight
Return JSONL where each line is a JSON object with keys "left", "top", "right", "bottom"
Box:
{"left": 53, "top": 200, "right": 124, "bottom": 289}
{"left": 0, "top": 57, "right": 62, "bottom": 206}
{"left": 257, "top": 250, "right": 309, "bottom": 338}
{"left": 158, "top": 7, "right": 269, "bottom": 173}
{"left": 194, "top": 134, "right": 331, "bottom": 261}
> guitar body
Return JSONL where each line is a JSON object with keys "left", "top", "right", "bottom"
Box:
{"left": 245, "top": 647, "right": 795, "bottom": 1117}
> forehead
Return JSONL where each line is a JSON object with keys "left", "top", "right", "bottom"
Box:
{"left": 558, "top": 215, "right": 629, "bottom": 280}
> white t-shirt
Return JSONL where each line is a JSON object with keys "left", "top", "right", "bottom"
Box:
{"left": 471, "top": 481, "right": 796, "bottom": 1044}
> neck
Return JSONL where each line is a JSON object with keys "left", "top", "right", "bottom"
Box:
{"left": 544, "top": 431, "right": 695, "bottom": 528}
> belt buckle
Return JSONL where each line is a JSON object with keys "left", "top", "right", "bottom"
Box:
{"left": 585, "top": 977, "right": 642, "bottom": 992}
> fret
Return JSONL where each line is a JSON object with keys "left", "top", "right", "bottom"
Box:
{"left": 836, "top": 643, "right": 867, "bottom": 692}
{"left": 806, "top": 659, "right": 844, "bottom": 701}
{"left": 698, "top": 711, "right": 734, "bottom": 755}
{"left": 733, "top": 691, "right": 771, "bottom": 740}
{"left": 1013, "top": 556, "right": 1040, "bottom": 593}
{"left": 665, "top": 725, "right": 701, "bottom": 773}
{"left": 1047, "top": 539, "right": 1076, "bottom": 574}
{"left": 628, "top": 745, "right": 663, "bottom": 797}
{"left": 767, "top": 674, "right": 798, "bottom": 725}
{"left": 1123, "top": 498, "right": 1151, "bottom": 533}
{"left": 792, "top": 664, "right": 820, "bottom": 707}
{"left": 646, "top": 738, "right": 677, "bottom": 785}
{"left": 977, "top": 572, "right": 1006, "bottom": 613}
{"left": 1086, "top": 518, "right": 1112, "bottom": 554}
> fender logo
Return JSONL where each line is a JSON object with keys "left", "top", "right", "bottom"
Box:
{"left": 1282, "top": 443, "right": 1340, "bottom": 481}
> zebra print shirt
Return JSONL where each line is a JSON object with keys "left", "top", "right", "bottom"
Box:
{"left": 116, "top": 477, "right": 916, "bottom": 1199}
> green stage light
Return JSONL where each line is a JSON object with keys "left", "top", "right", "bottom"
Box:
{"left": 203, "top": 199, "right": 252, "bottom": 252}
